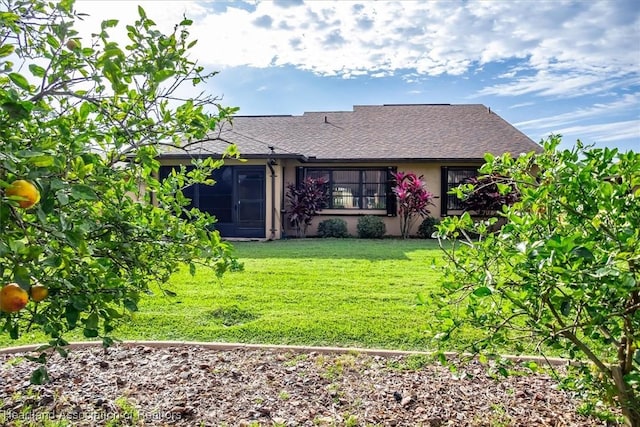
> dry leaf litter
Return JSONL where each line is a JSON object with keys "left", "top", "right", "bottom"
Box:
{"left": 0, "top": 344, "right": 622, "bottom": 426}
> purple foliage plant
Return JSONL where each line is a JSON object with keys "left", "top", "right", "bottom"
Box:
{"left": 461, "top": 174, "right": 520, "bottom": 217}
{"left": 285, "top": 177, "right": 329, "bottom": 237}
{"left": 392, "top": 172, "right": 434, "bottom": 239}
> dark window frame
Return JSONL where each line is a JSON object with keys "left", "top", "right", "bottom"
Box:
{"left": 300, "top": 167, "right": 397, "bottom": 215}
{"left": 440, "top": 166, "right": 480, "bottom": 216}
{"left": 159, "top": 165, "right": 235, "bottom": 222}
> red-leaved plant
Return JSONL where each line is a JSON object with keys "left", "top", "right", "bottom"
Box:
{"left": 285, "top": 177, "right": 329, "bottom": 237}
{"left": 392, "top": 172, "right": 434, "bottom": 239}
{"left": 461, "top": 174, "right": 520, "bottom": 217}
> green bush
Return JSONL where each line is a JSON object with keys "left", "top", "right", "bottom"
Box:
{"left": 357, "top": 215, "right": 386, "bottom": 238}
{"left": 417, "top": 217, "right": 440, "bottom": 239}
{"left": 317, "top": 218, "right": 349, "bottom": 238}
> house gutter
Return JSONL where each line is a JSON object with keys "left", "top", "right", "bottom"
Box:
{"left": 267, "top": 160, "right": 277, "bottom": 240}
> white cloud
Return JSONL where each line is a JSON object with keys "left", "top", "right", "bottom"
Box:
{"left": 515, "top": 93, "right": 640, "bottom": 146}
{"left": 515, "top": 94, "right": 640, "bottom": 130}
{"left": 552, "top": 120, "right": 640, "bottom": 143}
{"left": 71, "top": 0, "right": 639, "bottom": 101}
{"left": 509, "top": 102, "right": 534, "bottom": 109}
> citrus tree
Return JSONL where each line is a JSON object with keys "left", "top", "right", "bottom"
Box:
{"left": 435, "top": 136, "right": 639, "bottom": 425}
{"left": 0, "top": 0, "right": 240, "bottom": 381}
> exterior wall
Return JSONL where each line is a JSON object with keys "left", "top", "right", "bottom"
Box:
{"left": 159, "top": 158, "right": 283, "bottom": 240}
{"left": 280, "top": 160, "right": 482, "bottom": 238}
{"left": 158, "top": 157, "right": 482, "bottom": 240}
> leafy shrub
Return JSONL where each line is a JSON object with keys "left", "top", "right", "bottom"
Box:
{"left": 0, "top": 0, "right": 241, "bottom": 383}
{"left": 459, "top": 174, "right": 519, "bottom": 216}
{"left": 357, "top": 215, "right": 386, "bottom": 238}
{"left": 317, "top": 218, "right": 349, "bottom": 238}
{"left": 417, "top": 217, "right": 440, "bottom": 239}
{"left": 392, "top": 172, "right": 434, "bottom": 239}
{"left": 437, "top": 138, "right": 640, "bottom": 425}
{"left": 285, "top": 177, "right": 329, "bottom": 237}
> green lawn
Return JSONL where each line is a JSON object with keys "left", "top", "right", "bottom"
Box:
{"left": 1, "top": 239, "right": 479, "bottom": 351}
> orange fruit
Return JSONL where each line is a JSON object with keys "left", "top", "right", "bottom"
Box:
{"left": 5, "top": 180, "right": 40, "bottom": 209}
{"left": 30, "top": 284, "right": 49, "bottom": 302}
{"left": 0, "top": 283, "right": 29, "bottom": 313}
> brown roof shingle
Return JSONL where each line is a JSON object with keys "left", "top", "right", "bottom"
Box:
{"left": 165, "top": 104, "right": 541, "bottom": 161}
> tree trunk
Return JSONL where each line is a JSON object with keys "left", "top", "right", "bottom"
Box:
{"left": 611, "top": 366, "right": 640, "bottom": 427}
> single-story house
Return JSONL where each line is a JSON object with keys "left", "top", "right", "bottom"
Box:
{"left": 158, "top": 104, "right": 542, "bottom": 239}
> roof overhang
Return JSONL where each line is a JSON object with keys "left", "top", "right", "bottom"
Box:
{"left": 157, "top": 152, "right": 308, "bottom": 161}
{"left": 299, "top": 157, "right": 486, "bottom": 164}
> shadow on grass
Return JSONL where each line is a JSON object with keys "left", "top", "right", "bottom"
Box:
{"left": 231, "top": 238, "right": 443, "bottom": 260}
{"left": 207, "top": 305, "right": 260, "bottom": 326}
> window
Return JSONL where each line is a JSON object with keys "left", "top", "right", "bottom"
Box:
{"left": 441, "top": 166, "right": 479, "bottom": 215}
{"left": 302, "top": 168, "right": 393, "bottom": 212}
{"left": 159, "top": 165, "right": 233, "bottom": 222}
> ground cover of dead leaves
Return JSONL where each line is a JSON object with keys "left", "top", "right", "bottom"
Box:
{"left": 0, "top": 345, "right": 622, "bottom": 426}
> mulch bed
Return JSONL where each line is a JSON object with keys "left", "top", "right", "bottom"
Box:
{"left": 0, "top": 344, "right": 621, "bottom": 426}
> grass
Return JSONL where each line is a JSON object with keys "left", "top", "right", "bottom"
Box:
{"left": 1, "top": 239, "right": 478, "bottom": 351}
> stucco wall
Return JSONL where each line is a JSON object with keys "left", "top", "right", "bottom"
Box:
{"left": 157, "top": 158, "right": 481, "bottom": 239}
{"left": 280, "top": 161, "right": 481, "bottom": 238}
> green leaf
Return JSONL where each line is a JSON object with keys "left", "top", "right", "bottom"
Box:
{"left": 56, "top": 347, "right": 69, "bottom": 358}
{"left": 154, "top": 70, "right": 175, "bottom": 83}
{"left": 13, "top": 265, "right": 30, "bottom": 286}
{"left": 163, "top": 289, "right": 177, "bottom": 297}
{"left": 46, "top": 34, "right": 60, "bottom": 49}
{"left": 0, "top": 43, "right": 15, "bottom": 58}
{"left": 36, "top": 344, "right": 53, "bottom": 352}
{"left": 560, "top": 300, "right": 571, "bottom": 316}
{"left": 472, "top": 286, "right": 492, "bottom": 297}
{"left": 70, "top": 184, "right": 98, "bottom": 200}
{"left": 9, "top": 72, "right": 30, "bottom": 90}
{"left": 85, "top": 312, "right": 99, "bottom": 330}
{"left": 101, "top": 19, "right": 119, "bottom": 29}
{"left": 28, "top": 64, "right": 46, "bottom": 78}
{"left": 1, "top": 100, "right": 31, "bottom": 120}
{"left": 83, "top": 328, "right": 99, "bottom": 338}
{"left": 571, "top": 246, "right": 594, "bottom": 261}
{"left": 56, "top": 190, "right": 69, "bottom": 206}
{"left": 28, "top": 155, "right": 55, "bottom": 167}
{"left": 483, "top": 152, "right": 495, "bottom": 163}
{"left": 123, "top": 299, "right": 138, "bottom": 312}
{"left": 496, "top": 182, "right": 510, "bottom": 195}
{"left": 79, "top": 101, "right": 95, "bottom": 119}
{"left": 65, "top": 305, "right": 80, "bottom": 328}
{"left": 30, "top": 366, "right": 50, "bottom": 385}
{"left": 9, "top": 322, "right": 19, "bottom": 339}
{"left": 103, "top": 307, "right": 123, "bottom": 319}
{"left": 56, "top": 0, "right": 74, "bottom": 13}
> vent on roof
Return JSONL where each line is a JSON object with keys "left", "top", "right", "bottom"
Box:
{"left": 233, "top": 114, "right": 293, "bottom": 118}
{"left": 382, "top": 103, "right": 451, "bottom": 106}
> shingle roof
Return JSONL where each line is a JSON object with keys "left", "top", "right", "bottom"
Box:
{"left": 163, "top": 104, "right": 541, "bottom": 161}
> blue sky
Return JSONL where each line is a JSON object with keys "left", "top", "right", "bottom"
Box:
{"left": 75, "top": 0, "right": 639, "bottom": 152}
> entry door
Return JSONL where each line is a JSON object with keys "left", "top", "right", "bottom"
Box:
{"left": 234, "top": 167, "right": 266, "bottom": 238}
